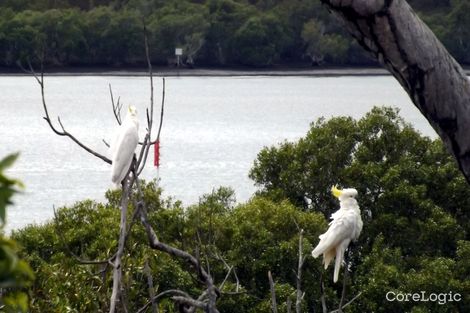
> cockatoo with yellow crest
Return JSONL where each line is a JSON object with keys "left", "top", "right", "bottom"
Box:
{"left": 312, "top": 185, "right": 363, "bottom": 282}
{"left": 110, "top": 105, "right": 139, "bottom": 188}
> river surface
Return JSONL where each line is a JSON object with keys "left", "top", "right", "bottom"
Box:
{"left": 0, "top": 75, "right": 436, "bottom": 231}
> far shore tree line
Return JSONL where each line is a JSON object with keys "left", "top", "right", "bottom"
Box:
{"left": 0, "top": 0, "right": 468, "bottom": 68}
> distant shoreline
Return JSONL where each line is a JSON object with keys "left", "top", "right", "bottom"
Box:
{"left": 1, "top": 66, "right": 469, "bottom": 77}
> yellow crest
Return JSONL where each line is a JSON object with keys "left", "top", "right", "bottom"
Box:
{"left": 331, "top": 185, "right": 342, "bottom": 198}
{"left": 128, "top": 105, "right": 137, "bottom": 115}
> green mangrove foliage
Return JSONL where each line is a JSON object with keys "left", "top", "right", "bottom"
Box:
{"left": 250, "top": 106, "right": 470, "bottom": 312}
{"left": 11, "top": 107, "right": 470, "bottom": 312}
{"left": 0, "top": 154, "right": 34, "bottom": 312}
{"left": 13, "top": 185, "right": 327, "bottom": 312}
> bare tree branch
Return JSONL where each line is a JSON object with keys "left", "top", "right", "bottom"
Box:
{"left": 268, "top": 271, "right": 278, "bottom": 313}
{"left": 171, "top": 296, "right": 206, "bottom": 309}
{"left": 320, "top": 274, "right": 328, "bottom": 313}
{"left": 337, "top": 262, "right": 348, "bottom": 313}
{"left": 218, "top": 265, "right": 233, "bottom": 290}
{"left": 328, "top": 292, "right": 362, "bottom": 313}
{"left": 109, "top": 84, "right": 122, "bottom": 125}
{"left": 109, "top": 178, "right": 131, "bottom": 313}
{"left": 325, "top": 248, "right": 361, "bottom": 313}
{"left": 296, "top": 228, "right": 306, "bottom": 313}
{"left": 136, "top": 290, "right": 193, "bottom": 313}
{"left": 144, "top": 21, "right": 154, "bottom": 132}
{"left": 26, "top": 59, "right": 112, "bottom": 164}
{"left": 143, "top": 259, "right": 158, "bottom": 313}
{"left": 135, "top": 22, "right": 166, "bottom": 175}
{"left": 287, "top": 297, "right": 292, "bottom": 313}
{"left": 153, "top": 77, "right": 166, "bottom": 145}
{"left": 213, "top": 251, "right": 241, "bottom": 292}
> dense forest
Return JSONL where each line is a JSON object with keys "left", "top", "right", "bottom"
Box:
{"left": 0, "top": 0, "right": 468, "bottom": 68}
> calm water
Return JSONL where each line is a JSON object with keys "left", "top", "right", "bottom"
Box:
{"left": 0, "top": 75, "right": 436, "bottom": 231}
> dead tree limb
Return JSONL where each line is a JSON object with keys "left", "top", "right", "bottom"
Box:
{"left": 328, "top": 292, "right": 362, "bottom": 313}
{"left": 109, "top": 84, "right": 123, "bottom": 125}
{"left": 327, "top": 249, "right": 362, "bottom": 313}
{"left": 287, "top": 297, "right": 292, "bottom": 313}
{"left": 144, "top": 259, "right": 158, "bottom": 313}
{"left": 337, "top": 262, "right": 348, "bottom": 313}
{"left": 109, "top": 178, "right": 131, "bottom": 313}
{"left": 268, "top": 271, "right": 278, "bottom": 313}
{"left": 320, "top": 274, "right": 328, "bottom": 313}
{"left": 212, "top": 251, "right": 242, "bottom": 294}
{"left": 136, "top": 290, "right": 194, "bottom": 313}
{"left": 24, "top": 59, "right": 112, "bottom": 164}
{"left": 295, "top": 228, "right": 306, "bottom": 313}
{"left": 321, "top": 0, "right": 470, "bottom": 182}
{"left": 135, "top": 23, "right": 165, "bottom": 173}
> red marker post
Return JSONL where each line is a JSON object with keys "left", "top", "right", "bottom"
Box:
{"left": 154, "top": 140, "right": 160, "bottom": 168}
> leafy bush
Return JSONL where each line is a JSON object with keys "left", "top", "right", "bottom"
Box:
{"left": 0, "top": 154, "right": 34, "bottom": 312}
{"left": 12, "top": 183, "right": 327, "bottom": 312}
{"left": 250, "top": 106, "right": 470, "bottom": 312}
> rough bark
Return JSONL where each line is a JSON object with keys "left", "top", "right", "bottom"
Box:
{"left": 268, "top": 271, "right": 278, "bottom": 313}
{"left": 109, "top": 180, "right": 130, "bottom": 313}
{"left": 296, "top": 229, "right": 305, "bottom": 313}
{"left": 321, "top": 0, "right": 470, "bottom": 182}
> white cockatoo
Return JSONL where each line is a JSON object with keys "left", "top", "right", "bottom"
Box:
{"left": 312, "top": 185, "right": 363, "bottom": 282}
{"left": 110, "top": 105, "right": 139, "bottom": 187}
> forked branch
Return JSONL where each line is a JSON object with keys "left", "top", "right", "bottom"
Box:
{"left": 109, "top": 84, "right": 123, "bottom": 125}
{"left": 24, "top": 59, "right": 112, "bottom": 164}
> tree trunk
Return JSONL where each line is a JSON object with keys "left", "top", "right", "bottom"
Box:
{"left": 320, "top": 0, "right": 470, "bottom": 182}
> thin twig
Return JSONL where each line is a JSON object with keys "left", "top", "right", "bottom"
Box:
{"left": 218, "top": 266, "right": 233, "bottom": 290}
{"left": 337, "top": 248, "right": 353, "bottom": 313}
{"left": 144, "top": 259, "right": 158, "bottom": 313}
{"left": 213, "top": 251, "right": 240, "bottom": 292}
{"left": 27, "top": 59, "right": 111, "bottom": 164}
{"left": 328, "top": 292, "right": 362, "bottom": 313}
{"left": 153, "top": 77, "right": 165, "bottom": 145}
{"left": 337, "top": 264, "right": 348, "bottom": 313}
{"left": 109, "top": 84, "right": 122, "bottom": 125}
{"left": 136, "top": 22, "right": 166, "bottom": 175}
{"left": 320, "top": 273, "right": 328, "bottom": 313}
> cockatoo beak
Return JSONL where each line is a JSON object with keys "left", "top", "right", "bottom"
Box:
{"left": 331, "top": 185, "right": 342, "bottom": 198}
